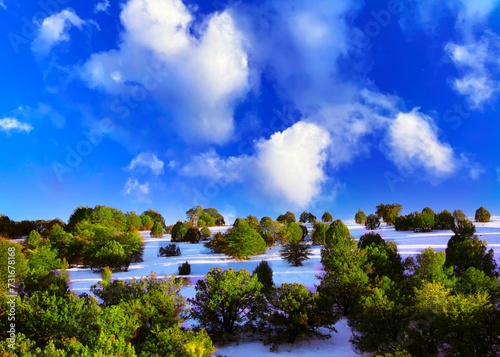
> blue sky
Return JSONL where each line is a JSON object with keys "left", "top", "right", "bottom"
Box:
{"left": 1, "top": 0, "right": 500, "bottom": 223}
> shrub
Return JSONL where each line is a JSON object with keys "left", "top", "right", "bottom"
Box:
{"left": 394, "top": 215, "right": 413, "bottom": 231}
{"left": 355, "top": 209, "right": 367, "bottom": 224}
{"left": 375, "top": 203, "right": 402, "bottom": 226}
{"left": 364, "top": 214, "right": 380, "bottom": 230}
{"left": 178, "top": 261, "right": 191, "bottom": 275}
{"left": 158, "top": 244, "right": 181, "bottom": 257}
{"left": 150, "top": 221, "right": 164, "bottom": 238}
{"left": 475, "top": 206, "right": 491, "bottom": 223}
{"left": 204, "top": 232, "right": 228, "bottom": 254}
{"left": 171, "top": 221, "right": 189, "bottom": 242}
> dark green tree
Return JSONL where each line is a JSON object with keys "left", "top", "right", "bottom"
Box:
{"left": 355, "top": 209, "right": 367, "bottom": 224}
{"left": 321, "top": 211, "right": 333, "bottom": 223}
{"left": 171, "top": 221, "right": 189, "bottom": 242}
{"left": 299, "top": 211, "right": 316, "bottom": 223}
{"left": 325, "top": 219, "right": 350, "bottom": 247}
{"left": 475, "top": 206, "right": 491, "bottom": 223}
{"left": 276, "top": 211, "right": 296, "bottom": 224}
{"left": 434, "top": 209, "right": 455, "bottom": 230}
{"left": 311, "top": 221, "right": 329, "bottom": 245}
{"left": 252, "top": 260, "right": 274, "bottom": 295}
{"left": 364, "top": 214, "right": 380, "bottom": 230}
{"left": 225, "top": 220, "right": 266, "bottom": 259}
{"left": 375, "top": 203, "right": 403, "bottom": 226}
{"left": 280, "top": 242, "right": 311, "bottom": 267}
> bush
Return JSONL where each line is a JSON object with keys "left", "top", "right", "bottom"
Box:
{"left": 475, "top": 206, "right": 491, "bottom": 223}
{"left": 375, "top": 203, "right": 402, "bottom": 226}
{"left": 355, "top": 209, "right": 367, "bottom": 224}
{"left": 394, "top": 215, "right": 413, "bottom": 231}
{"left": 364, "top": 214, "right": 380, "bottom": 230}
{"left": 171, "top": 221, "right": 189, "bottom": 242}
{"left": 150, "top": 221, "right": 164, "bottom": 238}
{"left": 158, "top": 244, "right": 181, "bottom": 257}
{"left": 178, "top": 261, "right": 191, "bottom": 275}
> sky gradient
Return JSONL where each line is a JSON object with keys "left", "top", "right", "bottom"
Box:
{"left": 1, "top": 0, "right": 499, "bottom": 223}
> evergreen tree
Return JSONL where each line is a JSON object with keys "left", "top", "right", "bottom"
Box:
{"left": 280, "top": 242, "right": 311, "bottom": 267}
{"left": 354, "top": 209, "right": 367, "bottom": 224}
{"left": 252, "top": 260, "right": 274, "bottom": 295}
{"left": 321, "top": 211, "right": 333, "bottom": 223}
{"left": 475, "top": 206, "right": 491, "bottom": 223}
{"left": 150, "top": 220, "right": 164, "bottom": 238}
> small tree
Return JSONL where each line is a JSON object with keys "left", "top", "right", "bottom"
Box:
{"left": 321, "top": 211, "right": 333, "bottom": 223}
{"left": 299, "top": 212, "right": 316, "bottom": 223}
{"left": 364, "top": 214, "right": 380, "bottom": 230}
{"left": 475, "top": 206, "right": 491, "bottom": 223}
{"left": 435, "top": 209, "right": 455, "bottom": 230}
{"left": 201, "top": 226, "right": 211, "bottom": 240}
{"left": 375, "top": 203, "right": 402, "bottom": 226}
{"left": 178, "top": 261, "right": 191, "bottom": 275}
{"left": 414, "top": 211, "right": 435, "bottom": 232}
{"left": 252, "top": 260, "right": 274, "bottom": 295}
{"left": 225, "top": 220, "right": 266, "bottom": 259}
{"left": 184, "top": 227, "right": 202, "bottom": 244}
{"left": 357, "top": 232, "right": 384, "bottom": 250}
{"left": 276, "top": 211, "right": 296, "bottom": 224}
{"left": 325, "top": 219, "right": 350, "bottom": 247}
{"left": 24, "top": 230, "right": 43, "bottom": 251}
{"left": 280, "top": 242, "right": 311, "bottom": 267}
{"left": 312, "top": 222, "right": 329, "bottom": 245}
{"left": 354, "top": 209, "right": 367, "bottom": 224}
{"left": 171, "top": 221, "right": 189, "bottom": 242}
{"left": 158, "top": 244, "right": 181, "bottom": 257}
{"left": 150, "top": 221, "right": 164, "bottom": 238}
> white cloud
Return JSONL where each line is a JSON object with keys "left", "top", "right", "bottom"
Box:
{"left": 81, "top": 0, "right": 249, "bottom": 144}
{"left": 180, "top": 149, "right": 245, "bottom": 183}
{"left": 386, "top": 109, "right": 456, "bottom": 178}
{"left": 253, "top": 121, "right": 331, "bottom": 207}
{"left": 445, "top": 33, "right": 500, "bottom": 108}
{"left": 94, "top": 0, "right": 110, "bottom": 13}
{"left": 126, "top": 152, "right": 164, "bottom": 176}
{"left": 122, "top": 178, "right": 149, "bottom": 196}
{"left": 0, "top": 1, "right": 6, "bottom": 10}
{"left": 31, "top": 9, "right": 86, "bottom": 56}
{"left": 0, "top": 117, "right": 33, "bottom": 133}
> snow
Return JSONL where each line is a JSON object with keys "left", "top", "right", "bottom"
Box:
{"left": 66, "top": 217, "right": 500, "bottom": 356}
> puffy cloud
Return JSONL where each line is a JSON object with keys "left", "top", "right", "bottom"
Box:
{"left": 31, "top": 9, "right": 87, "bottom": 56}
{"left": 180, "top": 149, "right": 245, "bottom": 183}
{"left": 126, "top": 153, "right": 164, "bottom": 176}
{"left": 0, "top": 117, "right": 33, "bottom": 133}
{"left": 94, "top": 0, "right": 110, "bottom": 13}
{"left": 386, "top": 109, "right": 456, "bottom": 178}
{"left": 253, "top": 121, "right": 331, "bottom": 207}
{"left": 122, "top": 178, "right": 149, "bottom": 196}
{"left": 445, "top": 33, "right": 500, "bottom": 108}
{"left": 81, "top": 0, "right": 250, "bottom": 144}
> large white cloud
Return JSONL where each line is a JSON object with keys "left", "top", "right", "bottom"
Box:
{"left": 0, "top": 117, "right": 33, "bottom": 133}
{"left": 82, "top": 0, "right": 250, "bottom": 144}
{"left": 31, "top": 9, "right": 87, "bottom": 56}
{"left": 386, "top": 109, "right": 456, "bottom": 178}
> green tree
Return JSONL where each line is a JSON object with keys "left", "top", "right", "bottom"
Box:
{"left": 91, "top": 240, "right": 129, "bottom": 272}
{"left": 188, "top": 268, "right": 263, "bottom": 342}
{"left": 434, "top": 209, "right": 455, "bottom": 230}
{"left": 126, "top": 211, "right": 143, "bottom": 231}
{"left": 325, "top": 219, "right": 350, "bottom": 247}
{"left": 200, "top": 226, "right": 211, "bottom": 239}
{"left": 280, "top": 242, "right": 311, "bottom": 267}
{"left": 299, "top": 211, "right": 316, "bottom": 223}
{"left": 355, "top": 209, "right": 367, "bottom": 224}
{"left": 184, "top": 227, "right": 202, "bottom": 244}
{"left": 445, "top": 234, "right": 498, "bottom": 277}
{"left": 475, "top": 206, "right": 491, "bottom": 223}
{"left": 0, "top": 240, "right": 27, "bottom": 296}
{"left": 357, "top": 232, "right": 384, "bottom": 250}
{"left": 265, "top": 283, "right": 331, "bottom": 344}
{"left": 364, "top": 214, "right": 380, "bottom": 230}
{"left": 178, "top": 261, "right": 191, "bottom": 275}
{"left": 23, "top": 230, "right": 43, "bottom": 252}
{"left": 312, "top": 221, "right": 329, "bottom": 245}
{"left": 408, "top": 247, "right": 455, "bottom": 289}
{"left": 171, "top": 221, "right": 189, "bottom": 242}
{"left": 259, "top": 216, "right": 279, "bottom": 247}
{"left": 276, "top": 211, "right": 296, "bottom": 224}
{"left": 150, "top": 221, "right": 164, "bottom": 238}
{"left": 224, "top": 221, "right": 266, "bottom": 259}
{"left": 252, "top": 260, "right": 274, "bottom": 295}
{"left": 413, "top": 211, "right": 435, "bottom": 232}
{"left": 321, "top": 211, "right": 333, "bottom": 223}
{"left": 140, "top": 214, "right": 154, "bottom": 231}
{"left": 142, "top": 208, "right": 166, "bottom": 231}
{"left": 375, "top": 203, "right": 403, "bottom": 226}
{"left": 277, "top": 222, "right": 303, "bottom": 245}
{"left": 452, "top": 217, "right": 476, "bottom": 238}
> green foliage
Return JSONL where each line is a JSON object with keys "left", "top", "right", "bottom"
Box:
{"left": 126, "top": 211, "right": 143, "bottom": 231}
{"left": 355, "top": 209, "right": 367, "bottom": 224}
{"left": 413, "top": 211, "right": 435, "bottom": 232}
{"left": 204, "top": 232, "right": 227, "bottom": 254}
{"left": 0, "top": 240, "right": 27, "bottom": 296}
{"left": 184, "top": 227, "right": 201, "bottom": 244}
{"left": 445, "top": 234, "right": 498, "bottom": 277}
{"left": 276, "top": 211, "right": 296, "bottom": 224}
{"left": 201, "top": 226, "right": 211, "bottom": 239}
{"left": 312, "top": 221, "right": 329, "bottom": 245}
{"left": 434, "top": 209, "right": 455, "bottom": 230}
{"left": 362, "top": 241, "right": 404, "bottom": 283}
{"left": 452, "top": 209, "right": 467, "bottom": 222}
{"left": 365, "top": 214, "right": 381, "bottom": 230}
{"left": 188, "top": 268, "right": 263, "bottom": 342}
{"left": 280, "top": 242, "right": 311, "bottom": 267}
{"left": 258, "top": 217, "right": 279, "bottom": 247}
{"left": 68, "top": 205, "right": 128, "bottom": 232}
{"left": 171, "top": 221, "right": 189, "bottom": 242}
{"left": 375, "top": 203, "right": 403, "bottom": 226}
{"left": 299, "top": 211, "right": 316, "bottom": 223}
{"left": 91, "top": 240, "right": 130, "bottom": 272}
{"left": 158, "top": 244, "right": 181, "bottom": 257}
{"left": 451, "top": 217, "right": 476, "bottom": 238}
{"left": 252, "top": 260, "right": 274, "bottom": 295}
{"left": 277, "top": 222, "right": 303, "bottom": 245}
{"left": 407, "top": 248, "right": 455, "bottom": 289}
{"left": 24, "top": 230, "right": 43, "bottom": 252}
{"left": 224, "top": 220, "right": 266, "bottom": 259}
{"left": 140, "top": 214, "right": 154, "bottom": 231}
{"left": 475, "top": 206, "right": 491, "bottom": 223}
{"left": 150, "top": 221, "right": 164, "bottom": 238}
{"left": 178, "top": 261, "right": 191, "bottom": 275}
{"left": 265, "top": 283, "right": 331, "bottom": 345}
{"left": 321, "top": 211, "right": 333, "bottom": 223}
{"left": 325, "top": 219, "right": 350, "bottom": 247}
{"left": 141, "top": 208, "right": 166, "bottom": 230}
{"left": 186, "top": 206, "right": 225, "bottom": 227}
{"left": 357, "top": 232, "right": 384, "bottom": 250}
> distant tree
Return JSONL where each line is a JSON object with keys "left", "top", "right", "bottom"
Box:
{"left": 0, "top": 214, "right": 11, "bottom": 237}
{"left": 357, "top": 232, "right": 384, "bottom": 250}
{"left": 321, "top": 211, "right": 333, "bottom": 223}
{"left": 90, "top": 240, "right": 130, "bottom": 272}
{"left": 171, "top": 221, "right": 189, "bottom": 242}
{"left": 140, "top": 214, "right": 154, "bottom": 231}
{"left": 434, "top": 209, "right": 455, "bottom": 230}
{"left": 252, "top": 260, "right": 274, "bottom": 295}
{"left": 125, "top": 211, "right": 142, "bottom": 231}
{"left": 142, "top": 208, "right": 166, "bottom": 230}
{"left": 325, "top": 219, "right": 350, "bottom": 247}
{"left": 354, "top": 209, "right": 367, "bottom": 224}
{"left": 276, "top": 211, "right": 296, "bottom": 224}
{"left": 224, "top": 220, "right": 266, "bottom": 259}
{"left": 375, "top": 203, "right": 402, "bottom": 226}
{"left": 259, "top": 216, "right": 280, "bottom": 247}
{"left": 452, "top": 218, "right": 476, "bottom": 238}
{"left": 178, "top": 261, "right": 191, "bottom": 275}
{"left": 204, "top": 232, "right": 228, "bottom": 254}
{"left": 475, "top": 206, "right": 491, "bottom": 223}
{"left": 364, "top": 214, "right": 380, "bottom": 230}
{"left": 23, "top": 230, "right": 43, "bottom": 252}
{"left": 452, "top": 209, "right": 467, "bottom": 223}
{"left": 280, "top": 242, "right": 311, "bottom": 267}
{"left": 277, "top": 222, "right": 303, "bottom": 245}
{"left": 184, "top": 227, "right": 202, "bottom": 244}
{"left": 394, "top": 213, "right": 415, "bottom": 231}
{"left": 150, "top": 221, "right": 164, "bottom": 238}
{"left": 244, "top": 215, "right": 260, "bottom": 230}
{"left": 201, "top": 226, "right": 211, "bottom": 240}
{"left": 312, "top": 222, "right": 329, "bottom": 245}
{"left": 188, "top": 268, "right": 263, "bottom": 343}
{"left": 299, "top": 211, "right": 316, "bottom": 223}
{"left": 414, "top": 211, "right": 435, "bottom": 232}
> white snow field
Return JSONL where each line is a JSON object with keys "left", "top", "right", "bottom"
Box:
{"left": 67, "top": 217, "right": 500, "bottom": 357}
